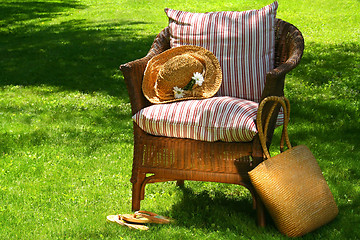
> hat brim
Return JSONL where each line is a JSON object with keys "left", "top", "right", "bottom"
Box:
{"left": 142, "top": 45, "right": 222, "bottom": 104}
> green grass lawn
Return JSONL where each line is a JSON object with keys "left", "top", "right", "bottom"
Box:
{"left": 1, "top": 0, "right": 359, "bottom": 239}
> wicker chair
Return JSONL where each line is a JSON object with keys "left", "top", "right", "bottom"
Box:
{"left": 120, "top": 18, "right": 304, "bottom": 226}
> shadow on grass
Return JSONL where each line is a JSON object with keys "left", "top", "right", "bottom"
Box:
{"left": 0, "top": 0, "right": 86, "bottom": 25}
{"left": 288, "top": 99, "right": 359, "bottom": 145}
{"left": 0, "top": 92, "right": 134, "bottom": 155}
{"left": 289, "top": 42, "right": 360, "bottom": 99}
{"left": 0, "top": 1, "right": 157, "bottom": 98}
{"left": 168, "top": 186, "right": 275, "bottom": 234}
{"left": 283, "top": 40, "right": 360, "bottom": 182}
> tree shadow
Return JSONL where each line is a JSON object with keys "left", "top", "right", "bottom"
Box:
{"left": 289, "top": 42, "right": 360, "bottom": 98}
{"left": 288, "top": 99, "right": 359, "bottom": 145}
{"left": 167, "top": 186, "right": 275, "bottom": 234}
{"left": 283, "top": 40, "right": 360, "bottom": 175}
{"left": 0, "top": 1, "right": 157, "bottom": 97}
{"left": 0, "top": 0, "right": 86, "bottom": 26}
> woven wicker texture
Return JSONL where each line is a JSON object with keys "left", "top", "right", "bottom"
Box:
{"left": 249, "top": 97, "right": 338, "bottom": 237}
{"left": 120, "top": 18, "right": 305, "bottom": 227}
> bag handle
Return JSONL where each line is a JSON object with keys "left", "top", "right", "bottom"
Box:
{"left": 256, "top": 96, "right": 292, "bottom": 160}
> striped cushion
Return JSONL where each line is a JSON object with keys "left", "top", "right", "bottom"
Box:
{"left": 133, "top": 97, "right": 284, "bottom": 142}
{"left": 165, "top": 2, "right": 278, "bottom": 102}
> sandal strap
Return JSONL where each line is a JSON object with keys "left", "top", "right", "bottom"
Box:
{"left": 135, "top": 210, "right": 173, "bottom": 224}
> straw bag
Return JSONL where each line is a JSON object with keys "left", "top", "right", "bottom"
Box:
{"left": 249, "top": 96, "right": 338, "bottom": 237}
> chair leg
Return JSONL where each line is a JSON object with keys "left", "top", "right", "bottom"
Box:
{"left": 131, "top": 173, "right": 145, "bottom": 211}
{"left": 255, "top": 192, "right": 266, "bottom": 227}
{"left": 176, "top": 180, "right": 185, "bottom": 187}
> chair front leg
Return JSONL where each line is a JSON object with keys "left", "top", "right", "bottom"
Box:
{"left": 132, "top": 172, "right": 146, "bottom": 211}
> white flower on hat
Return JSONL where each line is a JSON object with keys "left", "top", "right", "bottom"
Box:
{"left": 192, "top": 72, "right": 204, "bottom": 86}
{"left": 173, "top": 86, "right": 185, "bottom": 99}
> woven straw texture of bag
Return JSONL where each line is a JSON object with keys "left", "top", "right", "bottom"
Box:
{"left": 249, "top": 96, "right": 338, "bottom": 237}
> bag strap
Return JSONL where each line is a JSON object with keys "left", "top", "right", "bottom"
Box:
{"left": 256, "top": 96, "right": 292, "bottom": 160}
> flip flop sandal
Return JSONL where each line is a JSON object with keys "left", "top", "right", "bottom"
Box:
{"left": 134, "top": 211, "right": 173, "bottom": 224}
{"left": 121, "top": 213, "right": 151, "bottom": 224}
{"left": 106, "top": 215, "right": 149, "bottom": 231}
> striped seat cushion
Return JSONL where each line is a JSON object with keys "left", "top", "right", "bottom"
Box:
{"left": 165, "top": 2, "right": 278, "bottom": 102}
{"left": 133, "top": 97, "right": 284, "bottom": 142}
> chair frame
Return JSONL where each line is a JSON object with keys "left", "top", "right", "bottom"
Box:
{"left": 120, "top": 18, "right": 304, "bottom": 227}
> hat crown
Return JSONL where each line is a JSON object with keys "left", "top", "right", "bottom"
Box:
{"left": 156, "top": 54, "right": 204, "bottom": 100}
{"left": 155, "top": 53, "right": 205, "bottom": 101}
{"left": 142, "top": 45, "right": 222, "bottom": 104}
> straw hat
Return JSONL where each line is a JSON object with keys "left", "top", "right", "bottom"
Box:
{"left": 142, "top": 45, "right": 222, "bottom": 104}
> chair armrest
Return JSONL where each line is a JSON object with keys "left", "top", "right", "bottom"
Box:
{"left": 120, "top": 56, "right": 152, "bottom": 115}
{"left": 261, "top": 19, "right": 304, "bottom": 100}
{"left": 258, "top": 19, "right": 304, "bottom": 146}
{"left": 120, "top": 27, "right": 171, "bottom": 115}
{"left": 268, "top": 21, "right": 304, "bottom": 77}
